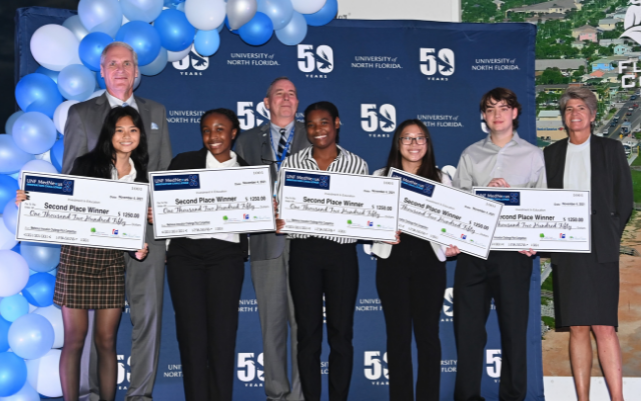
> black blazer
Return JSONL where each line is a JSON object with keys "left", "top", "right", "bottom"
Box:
{"left": 167, "top": 148, "right": 250, "bottom": 260}
{"left": 543, "top": 135, "right": 633, "bottom": 263}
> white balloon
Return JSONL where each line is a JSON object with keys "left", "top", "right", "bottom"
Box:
{"left": 25, "top": 349, "right": 63, "bottom": 398}
{"left": 88, "top": 89, "right": 106, "bottom": 99}
{"left": 167, "top": 44, "right": 192, "bottom": 62}
{"left": 0, "top": 250, "right": 29, "bottom": 297}
{"left": 291, "top": 0, "right": 326, "bottom": 14}
{"left": 0, "top": 381, "right": 40, "bottom": 401}
{"left": 53, "top": 100, "right": 80, "bottom": 134}
{"left": 0, "top": 217, "right": 18, "bottom": 251}
{"left": 62, "top": 15, "right": 90, "bottom": 42}
{"left": 34, "top": 305, "right": 64, "bottom": 349}
{"left": 30, "top": 25, "right": 82, "bottom": 72}
{"left": 185, "top": 0, "right": 226, "bottom": 30}
{"left": 19, "top": 160, "right": 58, "bottom": 185}
{"left": 78, "top": 0, "right": 123, "bottom": 37}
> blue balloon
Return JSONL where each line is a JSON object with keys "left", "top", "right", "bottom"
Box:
{"left": 0, "top": 352, "right": 27, "bottom": 397}
{"left": 154, "top": 9, "right": 196, "bottom": 51}
{"left": 115, "top": 21, "right": 162, "bottom": 66}
{"left": 3, "top": 201, "right": 18, "bottom": 235}
{"left": 62, "top": 15, "right": 90, "bottom": 42}
{"left": 11, "top": 112, "right": 57, "bottom": 155}
{"left": 0, "top": 381, "right": 40, "bottom": 401}
{"left": 20, "top": 243, "right": 61, "bottom": 274}
{"left": 303, "top": 0, "right": 337, "bottom": 26}
{"left": 224, "top": 16, "right": 239, "bottom": 35}
{"left": 0, "top": 175, "right": 19, "bottom": 212}
{"left": 0, "top": 294, "right": 29, "bottom": 322}
{"left": 21, "top": 273, "right": 56, "bottom": 307}
{"left": 139, "top": 47, "right": 168, "bottom": 76}
{"left": 96, "top": 73, "right": 107, "bottom": 89}
{"left": 78, "top": 0, "right": 123, "bottom": 38}
{"left": 4, "top": 111, "right": 25, "bottom": 136}
{"left": 121, "top": 0, "right": 163, "bottom": 23}
{"left": 58, "top": 64, "right": 96, "bottom": 101}
{"left": 34, "top": 67, "right": 60, "bottom": 84}
{"left": 8, "top": 314, "right": 54, "bottom": 360}
{"left": 10, "top": 243, "right": 20, "bottom": 255}
{"left": 0, "top": 136, "right": 35, "bottom": 175}
{"left": 194, "top": 29, "right": 220, "bottom": 57}
{"left": 275, "top": 11, "right": 307, "bottom": 46}
{"left": 257, "top": 0, "right": 294, "bottom": 30}
{"left": 0, "top": 317, "right": 10, "bottom": 352}
{"left": 50, "top": 139, "right": 64, "bottom": 172}
{"left": 14, "top": 74, "right": 63, "bottom": 119}
{"left": 239, "top": 12, "right": 274, "bottom": 46}
{"left": 79, "top": 32, "right": 114, "bottom": 71}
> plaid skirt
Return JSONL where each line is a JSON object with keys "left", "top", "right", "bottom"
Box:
{"left": 54, "top": 245, "right": 126, "bottom": 309}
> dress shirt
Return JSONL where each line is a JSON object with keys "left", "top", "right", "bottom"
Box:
{"left": 452, "top": 131, "right": 547, "bottom": 191}
{"left": 278, "top": 145, "right": 369, "bottom": 244}
{"left": 110, "top": 158, "right": 137, "bottom": 182}
{"left": 105, "top": 91, "right": 138, "bottom": 111}
{"left": 564, "top": 137, "right": 591, "bottom": 191}
{"left": 269, "top": 121, "right": 296, "bottom": 160}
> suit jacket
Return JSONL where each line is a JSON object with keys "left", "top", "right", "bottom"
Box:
{"left": 168, "top": 148, "right": 250, "bottom": 260}
{"left": 62, "top": 93, "right": 173, "bottom": 175}
{"left": 234, "top": 121, "right": 311, "bottom": 261}
{"left": 544, "top": 135, "right": 633, "bottom": 264}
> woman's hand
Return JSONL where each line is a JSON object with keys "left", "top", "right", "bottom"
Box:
{"left": 147, "top": 207, "right": 153, "bottom": 224}
{"left": 487, "top": 178, "right": 510, "bottom": 188}
{"left": 383, "top": 230, "right": 401, "bottom": 245}
{"left": 15, "top": 190, "right": 28, "bottom": 206}
{"left": 135, "top": 243, "right": 149, "bottom": 260}
{"left": 445, "top": 245, "right": 461, "bottom": 257}
{"left": 519, "top": 248, "right": 537, "bottom": 257}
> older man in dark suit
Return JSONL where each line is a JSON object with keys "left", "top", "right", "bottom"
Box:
{"left": 235, "top": 77, "right": 309, "bottom": 401}
{"left": 63, "top": 42, "right": 172, "bottom": 401}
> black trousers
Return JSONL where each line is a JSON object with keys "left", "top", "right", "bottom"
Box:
{"left": 376, "top": 234, "right": 446, "bottom": 401}
{"left": 166, "top": 238, "right": 245, "bottom": 401}
{"left": 453, "top": 251, "right": 532, "bottom": 401}
{"left": 289, "top": 238, "right": 359, "bottom": 401}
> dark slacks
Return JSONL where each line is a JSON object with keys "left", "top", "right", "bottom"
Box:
{"left": 166, "top": 237, "right": 245, "bottom": 401}
{"left": 453, "top": 251, "right": 532, "bottom": 401}
{"left": 376, "top": 234, "right": 446, "bottom": 401}
{"left": 289, "top": 238, "right": 359, "bottom": 401}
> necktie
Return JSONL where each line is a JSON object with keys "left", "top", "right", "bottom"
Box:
{"left": 122, "top": 102, "right": 128, "bottom": 107}
{"left": 277, "top": 128, "right": 288, "bottom": 160}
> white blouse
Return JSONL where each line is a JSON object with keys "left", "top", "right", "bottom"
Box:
{"left": 563, "top": 137, "right": 591, "bottom": 191}
{"left": 111, "top": 158, "right": 137, "bottom": 182}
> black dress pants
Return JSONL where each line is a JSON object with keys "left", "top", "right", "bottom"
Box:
{"left": 376, "top": 234, "right": 446, "bottom": 401}
{"left": 166, "top": 238, "right": 245, "bottom": 401}
{"left": 289, "top": 237, "right": 359, "bottom": 401}
{"left": 453, "top": 251, "right": 532, "bottom": 401}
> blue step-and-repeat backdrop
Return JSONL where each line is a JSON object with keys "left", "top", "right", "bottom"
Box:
{"left": 16, "top": 7, "right": 543, "bottom": 401}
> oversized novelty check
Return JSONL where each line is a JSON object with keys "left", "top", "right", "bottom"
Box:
{"left": 473, "top": 187, "right": 591, "bottom": 252}
{"left": 389, "top": 168, "right": 503, "bottom": 259}
{"left": 149, "top": 166, "right": 275, "bottom": 239}
{"left": 16, "top": 172, "right": 148, "bottom": 250}
{"left": 278, "top": 168, "right": 400, "bottom": 241}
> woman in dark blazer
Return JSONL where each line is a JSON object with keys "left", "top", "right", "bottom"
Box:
{"left": 149, "top": 108, "right": 248, "bottom": 401}
{"left": 544, "top": 87, "right": 632, "bottom": 401}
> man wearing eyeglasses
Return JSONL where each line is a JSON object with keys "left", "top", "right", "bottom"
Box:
{"left": 235, "top": 77, "right": 309, "bottom": 401}
{"left": 452, "top": 88, "right": 546, "bottom": 401}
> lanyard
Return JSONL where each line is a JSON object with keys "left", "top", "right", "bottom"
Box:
{"left": 269, "top": 126, "right": 295, "bottom": 171}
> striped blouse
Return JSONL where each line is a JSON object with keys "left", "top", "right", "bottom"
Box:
{"left": 278, "top": 145, "right": 369, "bottom": 244}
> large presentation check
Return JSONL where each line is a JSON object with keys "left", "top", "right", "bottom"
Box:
{"left": 16, "top": 172, "right": 148, "bottom": 250}
{"left": 473, "top": 187, "right": 591, "bottom": 252}
{"left": 279, "top": 168, "right": 400, "bottom": 241}
{"left": 389, "top": 168, "right": 503, "bottom": 259}
{"left": 149, "top": 166, "right": 275, "bottom": 239}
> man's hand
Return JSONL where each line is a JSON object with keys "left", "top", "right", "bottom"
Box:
{"left": 487, "top": 178, "right": 510, "bottom": 187}
{"left": 519, "top": 248, "right": 537, "bottom": 257}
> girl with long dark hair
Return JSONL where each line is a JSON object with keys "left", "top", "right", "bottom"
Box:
{"left": 17, "top": 106, "right": 149, "bottom": 401}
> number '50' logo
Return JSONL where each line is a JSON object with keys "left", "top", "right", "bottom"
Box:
{"left": 420, "top": 48, "right": 455, "bottom": 76}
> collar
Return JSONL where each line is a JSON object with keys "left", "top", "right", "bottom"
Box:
{"left": 206, "top": 150, "right": 239, "bottom": 169}
{"left": 300, "top": 145, "right": 344, "bottom": 161}
{"left": 105, "top": 91, "right": 137, "bottom": 110}
{"left": 270, "top": 120, "right": 295, "bottom": 134}
{"left": 482, "top": 131, "right": 521, "bottom": 149}
{"left": 111, "top": 158, "right": 137, "bottom": 181}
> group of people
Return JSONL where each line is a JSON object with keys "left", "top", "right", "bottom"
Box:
{"left": 20, "top": 41, "right": 631, "bottom": 401}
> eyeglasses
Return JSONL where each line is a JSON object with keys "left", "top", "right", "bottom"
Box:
{"left": 399, "top": 136, "right": 427, "bottom": 145}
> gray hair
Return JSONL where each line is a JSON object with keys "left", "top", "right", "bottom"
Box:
{"left": 100, "top": 41, "right": 138, "bottom": 67}
{"left": 265, "top": 76, "right": 295, "bottom": 98}
{"left": 559, "top": 87, "right": 598, "bottom": 116}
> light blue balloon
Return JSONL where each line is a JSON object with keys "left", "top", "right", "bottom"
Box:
{"left": 0, "top": 294, "right": 29, "bottom": 322}
{"left": 139, "top": 47, "right": 168, "bottom": 76}
{"left": 303, "top": 0, "right": 337, "bottom": 26}
{"left": 62, "top": 15, "right": 90, "bottom": 41}
{"left": 22, "top": 273, "right": 56, "bottom": 308}
{"left": 121, "top": 0, "right": 163, "bottom": 23}
{"left": 0, "top": 352, "right": 27, "bottom": 397}
{"left": 194, "top": 29, "right": 220, "bottom": 57}
{"left": 239, "top": 12, "right": 273, "bottom": 46}
{"left": 8, "top": 314, "right": 54, "bottom": 360}
{"left": 0, "top": 317, "right": 9, "bottom": 352}
{"left": 14, "top": 74, "right": 63, "bottom": 119}
{"left": 3, "top": 201, "right": 18, "bottom": 235}
{"left": 257, "top": 0, "right": 294, "bottom": 30}
{"left": 0, "top": 176, "right": 19, "bottom": 212}
{"left": 115, "top": 21, "right": 162, "bottom": 66}
{"left": 34, "top": 67, "right": 60, "bottom": 84}
{"left": 11, "top": 112, "right": 57, "bottom": 155}
{"left": 20, "top": 243, "right": 61, "bottom": 274}
{"left": 57, "top": 64, "right": 96, "bottom": 101}
{"left": 96, "top": 73, "right": 107, "bottom": 90}
{"left": 4, "top": 111, "right": 24, "bottom": 136}
{"left": 19, "top": 160, "right": 58, "bottom": 178}
{"left": 79, "top": 32, "right": 114, "bottom": 72}
{"left": 0, "top": 381, "right": 40, "bottom": 401}
{"left": 275, "top": 11, "right": 307, "bottom": 46}
{"left": 153, "top": 9, "right": 195, "bottom": 51}
{"left": 78, "top": 0, "right": 124, "bottom": 38}
{"left": 50, "top": 139, "right": 64, "bottom": 172}
{"left": 0, "top": 136, "right": 35, "bottom": 175}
